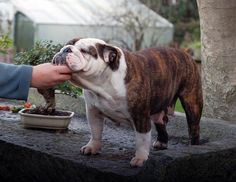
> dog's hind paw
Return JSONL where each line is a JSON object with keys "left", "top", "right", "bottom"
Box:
{"left": 153, "top": 141, "right": 168, "bottom": 150}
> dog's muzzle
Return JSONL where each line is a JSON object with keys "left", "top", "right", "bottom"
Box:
{"left": 52, "top": 47, "right": 72, "bottom": 65}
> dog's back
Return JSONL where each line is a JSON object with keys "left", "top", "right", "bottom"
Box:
{"left": 123, "top": 47, "right": 201, "bottom": 115}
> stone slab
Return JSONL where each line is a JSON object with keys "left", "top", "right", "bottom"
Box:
{"left": 0, "top": 99, "right": 236, "bottom": 181}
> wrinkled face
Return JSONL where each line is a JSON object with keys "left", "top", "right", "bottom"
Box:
{"left": 52, "top": 38, "right": 121, "bottom": 74}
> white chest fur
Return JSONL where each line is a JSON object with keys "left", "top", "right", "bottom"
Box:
{"left": 83, "top": 52, "right": 132, "bottom": 124}
{"left": 84, "top": 89, "right": 131, "bottom": 124}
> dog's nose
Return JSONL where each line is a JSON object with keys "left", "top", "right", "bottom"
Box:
{"left": 63, "top": 47, "right": 72, "bottom": 53}
{"left": 52, "top": 54, "right": 66, "bottom": 65}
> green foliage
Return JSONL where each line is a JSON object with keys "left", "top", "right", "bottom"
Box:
{"left": 56, "top": 82, "right": 83, "bottom": 98}
{"left": 175, "top": 20, "right": 200, "bottom": 44}
{"left": 182, "top": 40, "right": 201, "bottom": 50}
{"left": 14, "top": 40, "right": 82, "bottom": 97}
{"left": 14, "top": 40, "right": 63, "bottom": 65}
{"left": 175, "top": 99, "right": 185, "bottom": 113}
{"left": 189, "top": 41, "right": 201, "bottom": 49}
{"left": 140, "top": 0, "right": 200, "bottom": 45}
{"left": 160, "top": 0, "right": 199, "bottom": 23}
{"left": 0, "top": 35, "right": 12, "bottom": 55}
{"left": 165, "top": 1, "right": 200, "bottom": 46}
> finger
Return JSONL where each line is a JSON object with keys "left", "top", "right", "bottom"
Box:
{"left": 42, "top": 63, "right": 52, "bottom": 66}
{"left": 57, "top": 74, "right": 72, "bottom": 82}
{"left": 55, "top": 65, "right": 73, "bottom": 74}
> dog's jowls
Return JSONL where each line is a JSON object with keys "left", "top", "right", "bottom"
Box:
{"left": 52, "top": 38, "right": 203, "bottom": 167}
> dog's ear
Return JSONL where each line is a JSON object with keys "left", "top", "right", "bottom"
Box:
{"left": 65, "top": 38, "right": 81, "bottom": 45}
{"left": 96, "top": 43, "right": 121, "bottom": 71}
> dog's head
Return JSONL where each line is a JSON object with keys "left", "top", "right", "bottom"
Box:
{"left": 52, "top": 38, "right": 122, "bottom": 73}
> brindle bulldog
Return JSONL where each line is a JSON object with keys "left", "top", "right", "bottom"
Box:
{"left": 52, "top": 38, "right": 203, "bottom": 167}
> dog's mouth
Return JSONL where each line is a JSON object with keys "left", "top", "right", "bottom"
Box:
{"left": 52, "top": 46, "right": 92, "bottom": 73}
{"left": 52, "top": 52, "right": 67, "bottom": 65}
{"left": 52, "top": 46, "right": 74, "bottom": 66}
{"left": 52, "top": 52, "right": 78, "bottom": 73}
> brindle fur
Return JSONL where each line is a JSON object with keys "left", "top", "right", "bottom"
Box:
{"left": 124, "top": 47, "right": 203, "bottom": 145}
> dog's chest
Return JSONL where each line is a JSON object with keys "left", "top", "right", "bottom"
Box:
{"left": 85, "top": 91, "right": 131, "bottom": 124}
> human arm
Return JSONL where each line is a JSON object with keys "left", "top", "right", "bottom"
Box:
{"left": 0, "top": 63, "right": 32, "bottom": 100}
{"left": 0, "top": 63, "right": 72, "bottom": 101}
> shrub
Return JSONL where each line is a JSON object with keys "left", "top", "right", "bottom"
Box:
{"left": 174, "top": 20, "right": 200, "bottom": 44}
{"left": 0, "top": 35, "right": 12, "bottom": 55}
{"left": 140, "top": 0, "right": 200, "bottom": 46}
{"left": 14, "top": 40, "right": 82, "bottom": 97}
{"left": 14, "top": 40, "right": 62, "bottom": 65}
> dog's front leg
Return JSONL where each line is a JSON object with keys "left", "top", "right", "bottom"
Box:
{"left": 130, "top": 130, "right": 151, "bottom": 167}
{"left": 80, "top": 106, "right": 104, "bottom": 155}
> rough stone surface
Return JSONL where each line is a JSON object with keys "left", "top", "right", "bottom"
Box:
{"left": 197, "top": 0, "right": 236, "bottom": 121}
{"left": 0, "top": 98, "right": 236, "bottom": 182}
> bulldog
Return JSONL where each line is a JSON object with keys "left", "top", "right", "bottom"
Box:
{"left": 52, "top": 38, "right": 203, "bottom": 167}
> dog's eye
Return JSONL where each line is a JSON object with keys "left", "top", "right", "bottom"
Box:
{"left": 80, "top": 48, "right": 97, "bottom": 59}
{"left": 63, "top": 47, "right": 72, "bottom": 53}
{"left": 80, "top": 49, "right": 87, "bottom": 54}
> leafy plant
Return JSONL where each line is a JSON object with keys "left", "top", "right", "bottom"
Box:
{"left": 56, "top": 82, "right": 82, "bottom": 98}
{"left": 14, "top": 40, "right": 82, "bottom": 97}
{"left": 140, "top": 0, "right": 200, "bottom": 46}
{"left": 14, "top": 40, "right": 62, "bottom": 65}
{"left": 0, "top": 35, "right": 12, "bottom": 55}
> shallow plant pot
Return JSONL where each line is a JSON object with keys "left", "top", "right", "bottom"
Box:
{"left": 19, "top": 108, "right": 74, "bottom": 130}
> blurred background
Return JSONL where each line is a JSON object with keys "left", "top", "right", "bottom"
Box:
{"left": 0, "top": 0, "right": 200, "bottom": 61}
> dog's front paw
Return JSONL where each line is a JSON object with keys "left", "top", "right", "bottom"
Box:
{"left": 130, "top": 154, "right": 148, "bottom": 167}
{"left": 80, "top": 139, "right": 101, "bottom": 155}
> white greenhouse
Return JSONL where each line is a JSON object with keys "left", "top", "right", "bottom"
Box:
{"left": 12, "top": 0, "right": 174, "bottom": 51}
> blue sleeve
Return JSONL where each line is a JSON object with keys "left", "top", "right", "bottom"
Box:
{"left": 0, "top": 63, "right": 33, "bottom": 101}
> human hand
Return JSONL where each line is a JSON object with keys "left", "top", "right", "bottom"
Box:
{"left": 31, "top": 63, "right": 72, "bottom": 89}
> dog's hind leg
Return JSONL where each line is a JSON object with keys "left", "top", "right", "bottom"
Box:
{"left": 179, "top": 85, "right": 203, "bottom": 145}
{"left": 151, "top": 111, "right": 168, "bottom": 150}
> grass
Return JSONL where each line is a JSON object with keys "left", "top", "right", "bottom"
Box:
{"left": 175, "top": 99, "right": 185, "bottom": 113}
